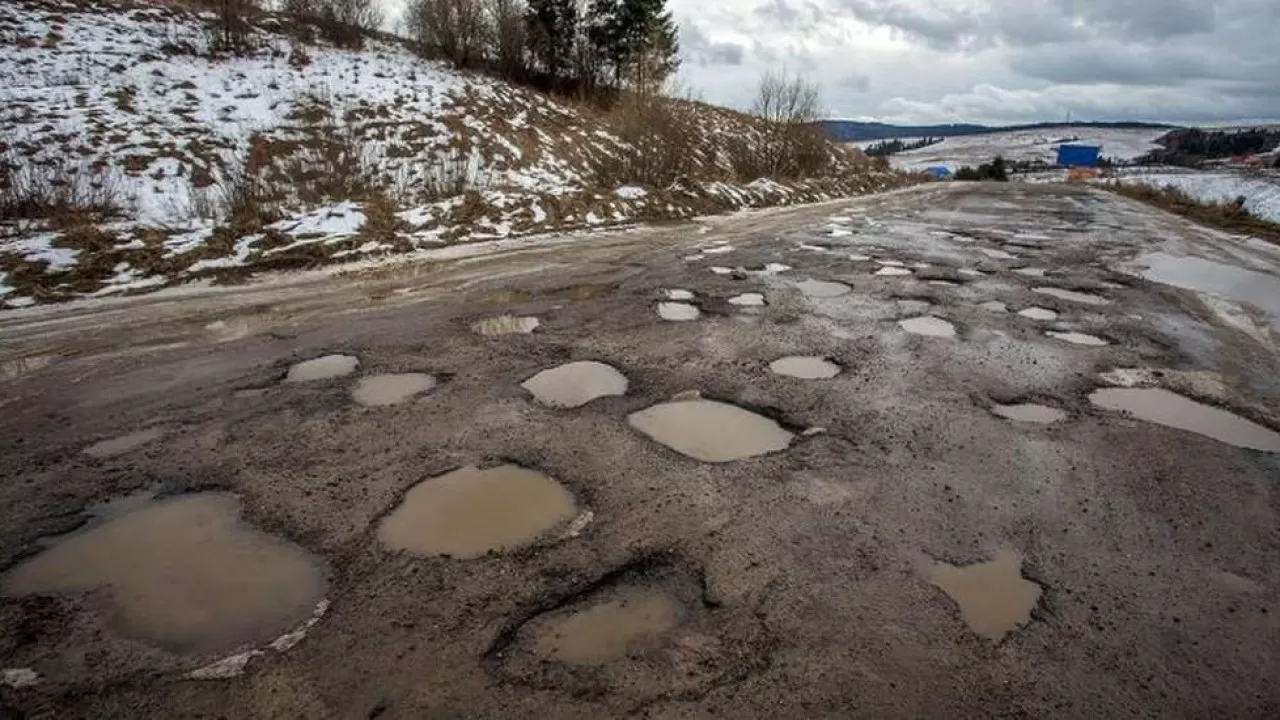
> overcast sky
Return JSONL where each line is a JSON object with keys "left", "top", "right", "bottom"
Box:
{"left": 383, "top": 0, "right": 1279, "bottom": 125}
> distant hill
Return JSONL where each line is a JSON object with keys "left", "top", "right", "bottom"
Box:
{"left": 822, "top": 120, "right": 1180, "bottom": 142}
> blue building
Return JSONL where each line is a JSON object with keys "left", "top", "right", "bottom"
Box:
{"left": 1057, "top": 143, "right": 1102, "bottom": 168}
{"left": 925, "top": 165, "right": 954, "bottom": 179}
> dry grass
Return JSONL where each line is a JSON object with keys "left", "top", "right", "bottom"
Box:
{"left": 0, "top": 154, "right": 127, "bottom": 226}
{"left": 1105, "top": 182, "right": 1280, "bottom": 245}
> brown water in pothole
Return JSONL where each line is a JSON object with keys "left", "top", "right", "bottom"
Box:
{"left": 285, "top": 354, "right": 359, "bottom": 382}
{"left": 0, "top": 493, "right": 325, "bottom": 653}
{"left": 521, "top": 361, "right": 628, "bottom": 408}
{"left": 1089, "top": 387, "right": 1280, "bottom": 452}
{"left": 991, "top": 403, "right": 1066, "bottom": 423}
{"left": 84, "top": 427, "right": 166, "bottom": 458}
{"left": 351, "top": 373, "right": 437, "bottom": 406}
{"left": 531, "top": 588, "right": 685, "bottom": 665}
{"left": 627, "top": 399, "right": 793, "bottom": 462}
{"left": 377, "top": 465, "right": 578, "bottom": 558}
{"left": 769, "top": 356, "right": 841, "bottom": 379}
{"left": 898, "top": 316, "right": 957, "bottom": 338}
{"left": 1033, "top": 287, "right": 1110, "bottom": 305}
{"left": 472, "top": 315, "right": 540, "bottom": 336}
{"left": 930, "top": 550, "right": 1041, "bottom": 642}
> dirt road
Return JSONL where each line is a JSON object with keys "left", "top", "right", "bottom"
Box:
{"left": 2, "top": 182, "right": 1279, "bottom": 718}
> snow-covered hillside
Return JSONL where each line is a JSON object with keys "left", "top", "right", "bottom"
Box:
{"left": 1111, "top": 169, "right": 1280, "bottom": 222}
{"left": 878, "top": 126, "right": 1168, "bottom": 171}
{"left": 0, "top": 0, "right": 904, "bottom": 308}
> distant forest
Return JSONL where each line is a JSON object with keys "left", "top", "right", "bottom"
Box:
{"left": 863, "top": 137, "right": 943, "bottom": 157}
{"left": 1144, "top": 127, "right": 1280, "bottom": 166}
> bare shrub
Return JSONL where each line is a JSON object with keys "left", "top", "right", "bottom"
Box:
{"left": 406, "top": 0, "right": 490, "bottom": 68}
{"left": 487, "top": 0, "right": 526, "bottom": 79}
{"left": 211, "top": 161, "right": 279, "bottom": 230}
{"left": 0, "top": 156, "right": 127, "bottom": 225}
{"left": 208, "top": 0, "right": 259, "bottom": 55}
{"left": 741, "top": 70, "right": 831, "bottom": 180}
{"left": 595, "top": 89, "right": 698, "bottom": 187}
{"left": 422, "top": 150, "right": 488, "bottom": 200}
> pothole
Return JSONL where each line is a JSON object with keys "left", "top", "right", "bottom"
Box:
{"left": 728, "top": 292, "right": 765, "bottom": 306}
{"left": 285, "top": 354, "right": 359, "bottom": 382}
{"left": 1033, "top": 287, "right": 1110, "bottom": 306}
{"left": 898, "top": 316, "right": 957, "bottom": 338}
{"left": 0, "top": 493, "right": 326, "bottom": 654}
{"left": 665, "top": 289, "right": 694, "bottom": 300}
{"left": 627, "top": 399, "right": 794, "bottom": 462}
{"left": 377, "top": 465, "right": 578, "bottom": 558}
{"left": 979, "top": 248, "right": 1018, "bottom": 260}
{"left": 84, "top": 427, "right": 166, "bottom": 459}
{"left": 709, "top": 266, "right": 732, "bottom": 275}
{"left": 929, "top": 550, "right": 1041, "bottom": 642}
{"left": 1089, "top": 387, "right": 1280, "bottom": 452}
{"left": 1014, "top": 267, "right": 1047, "bottom": 277}
{"left": 769, "top": 356, "right": 840, "bottom": 379}
{"left": 796, "top": 279, "right": 851, "bottom": 297}
{"left": 532, "top": 587, "right": 683, "bottom": 665}
{"left": 472, "top": 315, "right": 541, "bottom": 336}
{"left": 521, "top": 361, "right": 628, "bottom": 408}
{"left": 991, "top": 403, "right": 1066, "bottom": 423}
{"left": 876, "top": 259, "right": 905, "bottom": 267}
{"left": 1017, "top": 307, "right": 1058, "bottom": 321}
{"left": 1046, "top": 330, "right": 1108, "bottom": 346}
{"left": 657, "top": 302, "right": 700, "bottom": 321}
{"left": 875, "top": 266, "right": 912, "bottom": 277}
{"left": 979, "top": 300, "right": 1008, "bottom": 313}
{"left": 351, "top": 373, "right": 437, "bottom": 407}
{"left": 848, "top": 253, "right": 872, "bottom": 261}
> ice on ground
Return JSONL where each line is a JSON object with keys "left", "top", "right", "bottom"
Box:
{"left": 1113, "top": 169, "right": 1280, "bottom": 222}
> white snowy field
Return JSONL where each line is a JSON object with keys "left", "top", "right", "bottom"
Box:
{"left": 1111, "top": 169, "right": 1280, "bottom": 222}
{"left": 875, "top": 126, "right": 1169, "bottom": 171}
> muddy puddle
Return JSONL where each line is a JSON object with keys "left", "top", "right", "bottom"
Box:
{"left": 521, "top": 361, "right": 628, "bottom": 408}
{"left": 1046, "top": 330, "right": 1109, "bottom": 346}
{"left": 796, "top": 279, "right": 851, "bottom": 297}
{"left": 898, "top": 316, "right": 957, "bottom": 338}
{"left": 728, "top": 292, "right": 765, "bottom": 306}
{"left": 1033, "top": 287, "right": 1110, "bottom": 306}
{"left": 472, "top": 315, "right": 541, "bottom": 336}
{"left": 1089, "top": 387, "right": 1280, "bottom": 452}
{"left": 377, "top": 465, "right": 578, "bottom": 558}
{"left": 769, "top": 356, "right": 841, "bottom": 379}
{"left": 930, "top": 550, "right": 1041, "bottom": 642}
{"left": 351, "top": 373, "right": 436, "bottom": 406}
{"left": 285, "top": 354, "right": 359, "bottom": 382}
{"left": 979, "top": 248, "right": 1018, "bottom": 260}
{"left": 1014, "top": 267, "right": 1047, "bottom": 277}
{"left": 875, "top": 266, "right": 912, "bottom": 277}
{"left": 665, "top": 289, "right": 694, "bottom": 300}
{"left": 84, "top": 427, "right": 166, "bottom": 458}
{"left": 979, "top": 300, "right": 1009, "bottom": 313}
{"left": 1017, "top": 307, "right": 1058, "bottom": 321}
{"left": 628, "top": 399, "right": 793, "bottom": 462}
{"left": 531, "top": 588, "right": 685, "bottom": 665}
{"left": 991, "top": 403, "right": 1066, "bottom": 423}
{"left": 657, "top": 302, "right": 700, "bottom": 321}
{"left": 0, "top": 493, "right": 325, "bottom": 653}
{"left": 1135, "top": 251, "right": 1280, "bottom": 328}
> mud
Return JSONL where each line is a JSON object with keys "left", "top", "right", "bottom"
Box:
{"left": 530, "top": 587, "right": 684, "bottom": 664}
{"left": 520, "top": 361, "right": 628, "bottom": 408}
{"left": 351, "top": 373, "right": 436, "bottom": 407}
{"left": 1033, "top": 287, "right": 1111, "bottom": 306}
{"left": 84, "top": 427, "right": 166, "bottom": 458}
{"left": 929, "top": 550, "right": 1042, "bottom": 642}
{"left": 991, "top": 403, "right": 1067, "bottom": 423}
{"left": 769, "top": 356, "right": 841, "bottom": 379}
{"left": 472, "top": 315, "right": 540, "bottom": 336}
{"left": 285, "top": 354, "right": 359, "bottom": 382}
{"left": 627, "top": 399, "right": 794, "bottom": 462}
{"left": 898, "top": 316, "right": 957, "bottom": 338}
{"left": 795, "top": 278, "right": 851, "bottom": 297}
{"left": 1089, "top": 387, "right": 1280, "bottom": 452}
{"left": 1046, "top": 330, "right": 1109, "bottom": 346}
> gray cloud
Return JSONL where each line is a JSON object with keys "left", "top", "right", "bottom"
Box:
{"left": 679, "top": 22, "right": 748, "bottom": 66}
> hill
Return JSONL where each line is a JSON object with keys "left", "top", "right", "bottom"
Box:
{"left": 0, "top": 0, "right": 907, "bottom": 308}
{"left": 821, "top": 120, "right": 1179, "bottom": 143}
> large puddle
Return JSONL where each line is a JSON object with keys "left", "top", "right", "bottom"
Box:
{"left": 1017, "top": 307, "right": 1057, "bottom": 321}
{"left": 377, "top": 465, "right": 578, "bottom": 558}
{"left": 472, "top": 315, "right": 540, "bottom": 336}
{"left": 84, "top": 427, "right": 166, "bottom": 458}
{"left": 627, "top": 399, "right": 794, "bottom": 462}
{"left": 1046, "top": 330, "right": 1109, "bottom": 346}
{"left": 930, "top": 550, "right": 1041, "bottom": 642}
{"left": 1135, "top": 251, "right": 1280, "bottom": 328}
{"left": 1089, "top": 387, "right": 1280, "bottom": 452}
{"left": 1033, "top": 287, "right": 1110, "bottom": 306}
{"left": 875, "top": 266, "right": 912, "bottom": 277}
{"left": 656, "top": 302, "right": 701, "bottom": 321}
{"left": 991, "top": 403, "right": 1066, "bottom": 423}
{"left": 796, "top": 279, "right": 851, "bottom": 297}
{"left": 530, "top": 588, "right": 685, "bottom": 665}
{"left": 728, "top": 292, "right": 765, "bottom": 307}
{"left": 898, "top": 316, "right": 957, "bottom": 338}
{"left": 0, "top": 493, "right": 325, "bottom": 653}
{"left": 351, "top": 373, "right": 437, "bottom": 406}
{"left": 286, "top": 354, "right": 359, "bottom": 382}
{"left": 769, "top": 356, "right": 841, "bottom": 379}
{"left": 521, "top": 361, "right": 628, "bottom": 408}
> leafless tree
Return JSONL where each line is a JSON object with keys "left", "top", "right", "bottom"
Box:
{"left": 406, "top": 0, "right": 489, "bottom": 68}
{"left": 486, "top": 0, "right": 526, "bottom": 79}
{"left": 750, "top": 69, "right": 829, "bottom": 178}
{"left": 210, "top": 0, "right": 259, "bottom": 54}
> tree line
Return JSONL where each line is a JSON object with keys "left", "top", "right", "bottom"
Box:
{"left": 1144, "top": 127, "right": 1280, "bottom": 167}
{"left": 863, "top": 136, "right": 941, "bottom": 157}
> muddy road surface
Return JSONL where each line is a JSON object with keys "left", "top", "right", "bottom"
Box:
{"left": 2, "top": 182, "right": 1279, "bottom": 718}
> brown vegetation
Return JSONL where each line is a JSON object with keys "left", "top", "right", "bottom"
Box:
{"left": 1105, "top": 182, "right": 1280, "bottom": 245}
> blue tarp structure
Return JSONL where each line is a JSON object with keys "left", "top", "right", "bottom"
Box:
{"left": 1057, "top": 144, "right": 1102, "bottom": 168}
{"left": 925, "top": 166, "right": 953, "bottom": 179}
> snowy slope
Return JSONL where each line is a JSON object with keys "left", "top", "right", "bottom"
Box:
{"left": 885, "top": 126, "right": 1168, "bottom": 170}
{"left": 1112, "top": 169, "right": 1280, "bottom": 222}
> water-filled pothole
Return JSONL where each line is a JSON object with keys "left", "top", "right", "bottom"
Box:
{"left": 1046, "top": 330, "right": 1108, "bottom": 346}
{"left": 796, "top": 279, "right": 851, "bottom": 297}
{"left": 769, "top": 356, "right": 840, "bottom": 379}
{"left": 521, "top": 361, "right": 628, "bottom": 408}
{"left": 930, "top": 550, "right": 1041, "bottom": 642}
{"left": 377, "top": 465, "right": 578, "bottom": 558}
{"left": 532, "top": 587, "right": 684, "bottom": 665}
{"left": 979, "top": 300, "right": 1009, "bottom": 313}
{"left": 979, "top": 248, "right": 1018, "bottom": 260}
{"left": 0, "top": 493, "right": 326, "bottom": 653}
{"left": 351, "top": 373, "right": 436, "bottom": 406}
{"left": 665, "top": 289, "right": 694, "bottom": 300}
{"left": 728, "top": 292, "right": 765, "bottom": 306}
{"left": 875, "top": 266, "right": 912, "bottom": 277}
{"left": 898, "top": 316, "right": 957, "bottom": 338}
{"left": 628, "top": 399, "right": 793, "bottom": 462}
{"left": 84, "top": 427, "right": 166, "bottom": 458}
{"left": 1017, "top": 307, "right": 1058, "bottom": 321}
{"left": 1089, "top": 387, "right": 1280, "bottom": 452}
{"left": 991, "top": 403, "right": 1066, "bottom": 423}
{"left": 286, "top": 354, "right": 359, "bottom": 382}
{"left": 1033, "top": 287, "right": 1110, "bottom": 306}
{"left": 472, "top": 315, "right": 541, "bottom": 336}
{"left": 656, "top": 302, "right": 700, "bottom": 321}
